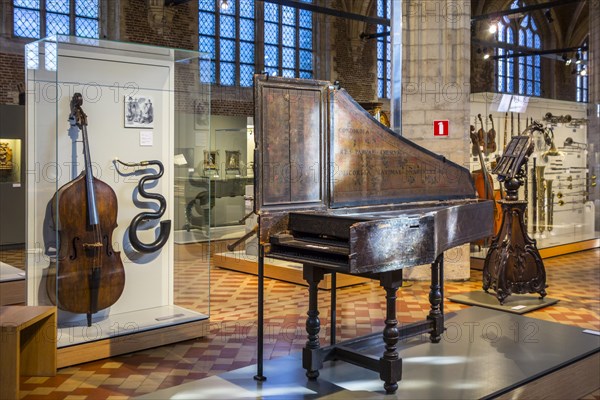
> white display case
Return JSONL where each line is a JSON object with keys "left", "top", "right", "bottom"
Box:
{"left": 25, "top": 36, "right": 211, "bottom": 366}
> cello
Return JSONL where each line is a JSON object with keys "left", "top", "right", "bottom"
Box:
{"left": 47, "top": 93, "right": 125, "bottom": 327}
{"left": 470, "top": 129, "right": 502, "bottom": 245}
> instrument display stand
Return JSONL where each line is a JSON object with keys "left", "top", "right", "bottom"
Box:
{"left": 483, "top": 135, "right": 547, "bottom": 304}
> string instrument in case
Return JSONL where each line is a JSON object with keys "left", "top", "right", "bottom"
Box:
{"left": 47, "top": 93, "right": 125, "bottom": 327}
{"left": 486, "top": 114, "right": 497, "bottom": 154}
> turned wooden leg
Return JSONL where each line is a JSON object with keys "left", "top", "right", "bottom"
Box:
{"left": 303, "top": 266, "right": 324, "bottom": 380}
{"left": 379, "top": 271, "right": 403, "bottom": 394}
{"left": 428, "top": 254, "right": 444, "bottom": 343}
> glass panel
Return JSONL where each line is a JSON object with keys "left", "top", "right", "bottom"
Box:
{"left": 498, "top": 24, "right": 504, "bottom": 42}
{"left": 220, "top": 62, "right": 235, "bottom": 85}
{"left": 534, "top": 35, "right": 541, "bottom": 49}
{"left": 526, "top": 30, "right": 533, "bottom": 48}
{"left": 199, "top": 0, "right": 214, "bottom": 11}
{"left": 519, "top": 30, "right": 525, "bottom": 46}
{"left": 534, "top": 81, "right": 540, "bottom": 96}
{"left": 282, "top": 47, "right": 295, "bottom": 69}
{"left": 264, "top": 2, "right": 278, "bottom": 22}
{"left": 47, "top": 0, "right": 69, "bottom": 14}
{"left": 386, "top": 60, "right": 391, "bottom": 80}
{"left": 282, "top": 25, "right": 295, "bottom": 47}
{"left": 282, "top": 68, "right": 294, "bottom": 78}
{"left": 377, "top": 61, "right": 384, "bottom": 79}
{"left": 75, "top": 0, "right": 98, "bottom": 18}
{"left": 199, "top": 36, "right": 215, "bottom": 58}
{"left": 199, "top": 12, "right": 215, "bottom": 34}
{"left": 299, "top": 28, "right": 311, "bottom": 49}
{"left": 299, "top": 50, "right": 311, "bottom": 70}
{"left": 220, "top": 15, "right": 235, "bottom": 38}
{"left": 378, "top": 79, "right": 384, "bottom": 98}
{"left": 377, "top": 0, "right": 384, "bottom": 17}
{"left": 14, "top": 0, "right": 39, "bottom": 7}
{"left": 264, "top": 22, "right": 278, "bottom": 44}
{"left": 47, "top": 12, "right": 70, "bottom": 35}
{"left": 200, "top": 59, "right": 215, "bottom": 83}
{"left": 240, "top": 64, "right": 254, "bottom": 87}
{"left": 221, "top": 0, "right": 235, "bottom": 15}
{"left": 14, "top": 8, "right": 40, "bottom": 38}
{"left": 507, "top": 28, "right": 513, "bottom": 43}
{"left": 265, "top": 66, "right": 278, "bottom": 76}
{"left": 521, "top": 15, "right": 528, "bottom": 27}
{"left": 377, "top": 41, "right": 384, "bottom": 59}
{"left": 264, "top": 44, "right": 278, "bottom": 67}
{"left": 299, "top": 10, "right": 312, "bottom": 28}
{"left": 239, "top": 0, "right": 254, "bottom": 18}
{"left": 240, "top": 18, "right": 254, "bottom": 41}
{"left": 299, "top": 71, "right": 312, "bottom": 79}
{"left": 220, "top": 39, "right": 235, "bottom": 62}
{"left": 282, "top": 6, "right": 295, "bottom": 25}
{"left": 75, "top": 17, "right": 99, "bottom": 38}
{"left": 240, "top": 41, "right": 254, "bottom": 64}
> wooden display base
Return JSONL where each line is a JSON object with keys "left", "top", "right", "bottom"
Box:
{"left": 214, "top": 251, "right": 371, "bottom": 290}
{"left": 471, "top": 237, "right": 600, "bottom": 270}
{"left": 0, "top": 279, "right": 26, "bottom": 306}
{"left": 57, "top": 319, "right": 208, "bottom": 368}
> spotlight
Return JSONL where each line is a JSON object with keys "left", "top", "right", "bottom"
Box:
{"left": 575, "top": 52, "right": 581, "bottom": 64}
{"left": 220, "top": 0, "right": 229, "bottom": 10}
{"left": 482, "top": 48, "right": 490, "bottom": 60}
{"left": 580, "top": 67, "right": 587, "bottom": 76}
{"left": 488, "top": 21, "right": 498, "bottom": 34}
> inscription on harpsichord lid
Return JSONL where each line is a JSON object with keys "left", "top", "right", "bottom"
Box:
{"left": 330, "top": 91, "right": 471, "bottom": 206}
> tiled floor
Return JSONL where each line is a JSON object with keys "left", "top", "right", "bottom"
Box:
{"left": 2, "top": 246, "right": 599, "bottom": 399}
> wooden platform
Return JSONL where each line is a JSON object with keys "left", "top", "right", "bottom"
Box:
{"left": 214, "top": 251, "right": 371, "bottom": 290}
{"left": 57, "top": 319, "right": 209, "bottom": 368}
{"left": 0, "top": 262, "right": 26, "bottom": 306}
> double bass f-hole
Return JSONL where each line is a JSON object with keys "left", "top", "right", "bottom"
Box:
{"left": 115, "top": 159, "right": 171, "bottom": 253}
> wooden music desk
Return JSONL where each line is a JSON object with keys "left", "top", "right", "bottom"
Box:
{"left": 0, "top": 306, "right": 57, "bottom": 400}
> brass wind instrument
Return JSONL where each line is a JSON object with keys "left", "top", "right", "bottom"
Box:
{"left": 546, "top": 179, "right": 553, "bottom": 232}
{"left": 536, "top": 165, "right": 546, "bottom": 233}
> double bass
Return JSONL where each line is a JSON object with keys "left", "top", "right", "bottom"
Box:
{"left": 47, "top": 93, "right": 125, "bottom": 327}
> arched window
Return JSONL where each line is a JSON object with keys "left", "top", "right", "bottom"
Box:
{"left": 264, "top": 0, "right": 313, "bottom": 79}
{"left": 496, "top": 0, "right": 541, "bottom": 96}
{"left": 376, "top": 0, "right": 391, "bottom": 98}
{"left": 13, "top": 0, "right": 99, "bottom": 39}
{"left": 576, "top": 39, "right": 588, "bottom": 103}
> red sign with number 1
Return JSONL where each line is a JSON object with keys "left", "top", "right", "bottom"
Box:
{"left": 433, "top": 120, "right": 449, "bottom": 137}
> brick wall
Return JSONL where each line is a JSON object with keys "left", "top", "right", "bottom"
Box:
{"left": 121, "top": 0, "right": 197, "bottom": 51}
{"left": 0, "top": 53, "right": 24, "bottom": 105}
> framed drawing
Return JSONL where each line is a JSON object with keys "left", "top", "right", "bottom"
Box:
{"left": 203, "top": 150, "right": 219, "bottom": 176}
{"left": 125, "top": 95, "right": 154, "bottom": 128}
{"left": 195, "top": 99, "right": 209, "bottom": 130}
{"left": 225, "top": 150, "right": 241, "bottom": 174}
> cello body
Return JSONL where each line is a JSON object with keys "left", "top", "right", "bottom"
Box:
{"left": 46, "top": 93, "right": 125, "bottom": 326}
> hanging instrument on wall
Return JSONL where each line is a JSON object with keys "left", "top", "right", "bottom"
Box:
{"left": 503, "top": 112, "right": 508, "bottom": 152}
{"left": 487, "top": 114, "right": 497, "bottom": 154}
{"left": 115, "top": 159, "right": 171, "bottom": 254}
{"left": 536, "top": 165, "right": 546, "bottom": 233}
{"left": 477, "top": 114, "right": 486, "bottom": 154}
{"left": 546, "top": 179, "right": 554, "bottom": 232}
{"left": 470, "top": 123, "right": 479, "bottom": 157}
{"left": 470, "top": 129, "right": 502, "bottom": 244}
{"left": 46, "top": 93, "right": 125, "bottom": 327}
{"left": 531, "top": 159, "right": 537, "bottom": 234}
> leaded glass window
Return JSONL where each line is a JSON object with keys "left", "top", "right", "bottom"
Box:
{"left": 376, "top": 0, "right": 391, "bottom": 98}
{"left": 199, "top": 0, "right": 255, "bottom": 86}
{"left": 264, "top": 0, "right": 313, "bottom": 79}
{"left": 13, "top": 0, "right": 99, "bottom": 39}
{"left": 495, "top": 0, "right": 541, "bottom": 96}
{"left": 576, "top": 39, "right": 588, "bottom": 103}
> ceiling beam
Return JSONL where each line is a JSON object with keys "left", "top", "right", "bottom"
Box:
{"left": 471, "top": 0, "right": 585, "bottom": 22}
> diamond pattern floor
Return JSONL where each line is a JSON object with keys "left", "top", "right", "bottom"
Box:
{"left": 1, "top": 246, "right": 598, "bottom": 399}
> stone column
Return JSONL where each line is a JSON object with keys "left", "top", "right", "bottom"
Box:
{"left": 589, "top": 1, "right": 599, "bottom": 231}
{"left": 394, "top": 0, "right": 472, "bottom": 280}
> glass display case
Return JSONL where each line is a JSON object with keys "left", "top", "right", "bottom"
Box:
{"left": 25, "top": 36, "right": 211, "bottom": 366}
{"left": 470, "top": 93, "right": 598, "bottom": 261}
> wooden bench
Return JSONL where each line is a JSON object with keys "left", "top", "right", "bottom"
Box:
{"left": 0, "top": 306, "right": 57, "bottom": 400}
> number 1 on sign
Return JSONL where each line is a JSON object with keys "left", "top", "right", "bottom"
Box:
{"left": 433, "top": 120, "right": 449, "bottom": 137}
